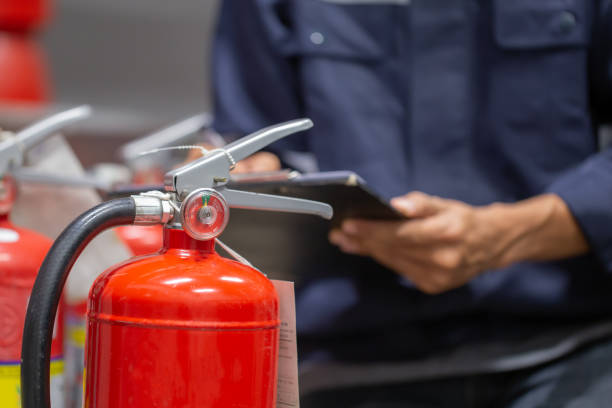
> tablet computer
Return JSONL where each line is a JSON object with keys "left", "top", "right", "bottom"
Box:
{"left": 228, "top": 170, "right": 403, "bottom": 227}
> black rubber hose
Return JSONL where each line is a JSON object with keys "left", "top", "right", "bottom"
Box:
{"left": 21, "top": 198, "right": 136, "bottom": 408}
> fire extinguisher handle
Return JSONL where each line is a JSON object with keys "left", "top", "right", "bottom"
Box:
{"left": 218, "top": 187, "right": 333, "bottom": 220}
{"left": 15, "top": 105, "right": 91, "bottom": 152}
{"left": 0, "top": 105, "right": 91, "bottom": 175}
{"left": 165, "top": 118, "right": 313, "bottom": 197}
{"left": 223, "top": 118, "right": 313, "bottom": 164}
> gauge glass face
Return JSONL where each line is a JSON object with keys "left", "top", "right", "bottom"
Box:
{"left": 182, "top": 189, "right": 229, "bottom": 240}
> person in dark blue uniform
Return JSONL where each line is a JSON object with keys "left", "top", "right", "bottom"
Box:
{"left": 212, "top": 1, "right": 612, "bottom": 406}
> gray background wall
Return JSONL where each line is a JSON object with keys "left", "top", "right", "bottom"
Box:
{"left": 41, "top": 0, "right": 219, "bottom": 125}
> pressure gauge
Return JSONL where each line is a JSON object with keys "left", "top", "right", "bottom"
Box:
{"left": 180, "top": 188, "right": 229, "bottom": 240}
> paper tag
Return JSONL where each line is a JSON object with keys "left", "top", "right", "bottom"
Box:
{"left": 271, "top": 280, "right": 300, "bottom": 408}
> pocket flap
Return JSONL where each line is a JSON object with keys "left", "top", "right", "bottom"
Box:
{"left": 494, "top": 0, "right": 587, "bottom": 49}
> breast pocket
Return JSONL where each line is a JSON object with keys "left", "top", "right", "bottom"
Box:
{"left": 490, "top": 0, "right": 590, "bottom": 105}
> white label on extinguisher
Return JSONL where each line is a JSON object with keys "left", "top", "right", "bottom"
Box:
{"left": 0, "top": 228, "right": 18, "bottom": 243}
{"left": 272, "top": 280, "right": 300, "bottom": 408}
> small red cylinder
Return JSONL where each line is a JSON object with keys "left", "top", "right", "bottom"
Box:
{"left": 0, "top": 33, "right": 49, "bottom": 103}
{"left": 85, "top": 227, "right": 280, "bottom": 407}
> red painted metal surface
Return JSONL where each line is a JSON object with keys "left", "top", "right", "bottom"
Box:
{"left": 0, "top": 212, "right": 64, "bottom": 408}
{"left": 0, "top": 0, "right": 49, "bottom": 32}
{"left": 0, "top": 214, "right": 61, "bottom": 361}
{"left": 0, "top": 33, "right": 49, "bottom": 103}
{"left": 0, "top": 178, "right": 64, "bottom": 405}
{"left": 85, "top": 227, "right": 280, "bottom": 407}
{"left": 115, "top": 224, "right": 163, "bottom": 256}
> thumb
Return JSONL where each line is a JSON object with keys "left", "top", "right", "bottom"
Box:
{"left": 390, "top": 191, "right": 448, "bottom": 218}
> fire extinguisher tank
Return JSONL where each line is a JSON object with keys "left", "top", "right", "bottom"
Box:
{"left": 85, "top": 226, "right": 280, "bottom": 408}
{"left": 0, "top": 213, "right": 55, "bottom": 361}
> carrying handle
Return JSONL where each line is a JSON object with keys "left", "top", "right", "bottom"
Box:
{"left": 0, "top": 105, "right": 91, "bottom": 175}
{"left": 223, "top": 118, "right": 312, "bottom": 163}
{"left": 15, "top": 105, "right": 91, "bottom": 152}
{"left": 165, "top": 119, "right": 313, "bottom": 197}
{"left": 165, "top": 117, "right": 332, "bottom": 221}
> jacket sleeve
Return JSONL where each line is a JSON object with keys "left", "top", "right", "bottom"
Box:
{"left": 211, "top": 0, "right": 308, "bottom": 152}
{"left": 547, "top": 1, "right": 612, "bottom": 271}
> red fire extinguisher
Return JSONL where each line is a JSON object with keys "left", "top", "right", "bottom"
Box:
{"left": 21, "top": 118, "right": 332, "bottom": 408}
{"left": 0, "top": 106, "right": 90, "bottom": 406}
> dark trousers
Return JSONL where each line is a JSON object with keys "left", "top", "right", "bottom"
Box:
{"left": 301, "top": 338, "right": 612, "bottom": 408}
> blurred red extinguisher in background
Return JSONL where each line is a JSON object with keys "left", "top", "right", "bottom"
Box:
{"left": 0, "top": 0, "right": 49, "bottom": 30}
{"left": 0, "top": 176, "right": 59, "bottom": 407}
{"left": 0, "top": 106, "right": 91, "bottom": 407}
{"left": 0, "top": 0, "right": 51, "bottom": 103}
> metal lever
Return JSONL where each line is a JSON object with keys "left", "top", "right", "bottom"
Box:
{"left": 0, "top": 105, "right": 91, "bottom": 175}
{"left": 223, "top": 118, "right": 312, "bottom": 163}
{"left": 165, "top": 118, "right": 313, "bottom": 197}
{"left": 218, "top": 187, "right": 333, "bottom": 220}
{"left": 12, "top": 168, "right": 113, "bottom": 191}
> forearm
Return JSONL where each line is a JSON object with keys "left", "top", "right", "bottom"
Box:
{"left": 482, "top": 194, "right": 589, "bottom": 268}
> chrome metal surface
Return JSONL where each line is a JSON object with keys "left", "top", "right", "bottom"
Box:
{"left": 132, "top": 195, "right": 175, "bottom": 225}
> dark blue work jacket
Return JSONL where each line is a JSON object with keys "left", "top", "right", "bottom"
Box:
{"left": 212, "top": 0, "right": 612, "bottom": 363}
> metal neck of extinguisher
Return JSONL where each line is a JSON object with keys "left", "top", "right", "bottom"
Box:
{"left": 21, "top": 118, "right": 333, "bottom": 408}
